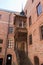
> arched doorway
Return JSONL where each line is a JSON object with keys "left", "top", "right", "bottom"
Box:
{"left": 0, "top": 58, "right": 3, "bottom": 65}
{"left": 34, "top": 56, "right": 39, "bottom": 65}
{"left": 6, "top": 54, "right": 12, "bottom": 65}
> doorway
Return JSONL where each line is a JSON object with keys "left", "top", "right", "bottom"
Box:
{"left": 34, "top": 56, "right": 39, "bottom": 65}
{"left": 0, "top": 58, "right": 3, "bottom": 65}
{"left": 6, "top": 54, "right": 12, "bottom": 65}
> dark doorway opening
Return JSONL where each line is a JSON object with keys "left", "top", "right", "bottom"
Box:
{"left": 0, "top": 58, "right": 3, "bottom": 65}
{"left": 34, "top": 56, "right": 39, "bottom": 65}
{"left": 6, "top": 54, "right": 12, "bottom": 65}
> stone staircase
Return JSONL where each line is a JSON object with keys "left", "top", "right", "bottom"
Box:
{"left": 15, "top": 50, "right": 33, "bottom": 65}
{"left": 15, "top": 49, "right": 20, "bottom": 65}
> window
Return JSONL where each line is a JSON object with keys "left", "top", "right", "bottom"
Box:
{"left": 8, "top": 40, "right": 13, "bottom": 48}
{"left": 0, "top": 39, "right": 3, "bottom": 43}
{"left": 0, "top": 47, "right": 2, "bottom": 52}
{"left": 36, "top": 3, "right": 42, "bottom": 16}
{"left": 19, "top": 22, "right": 22, "bottom": 27}
{"left": 40, "top": 25, "right": 43, "bottom": 39}
{"left": 0, "top": 15, "right": 2, "bottom": 19}
{"left": 29, "top": 34, "right": 32, "bottom": 45}
{"left": 9, "top": 27, "right": 13, "bottom": 33}
{"left": 23, "top": 22, "right": 26, "bottom": 28}
{"left": 32, "top": 0, "right": 34, "bottom": 3}
{"left": 34, "top": 56, "right": 39, "bottom": 65}
{"left": 25, "top": 10, "right": 27, "bottom": 15}
{"left": 19, "top": 21, "right": 25, "bottom": 28}
{"left": 29, "top": 16, "right": 32, "bottom": 26}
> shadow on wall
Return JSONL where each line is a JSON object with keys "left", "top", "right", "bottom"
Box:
{"left": 15, "top": 50, "right": 33, "bottom": 65}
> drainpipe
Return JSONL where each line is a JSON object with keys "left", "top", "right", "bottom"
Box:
{"left": 4, "top": 12, "right": 12, "bottom": 65}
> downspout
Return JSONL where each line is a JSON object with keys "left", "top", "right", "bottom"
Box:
{"left": 4, "top": 12, "right": 12, "bottom": 65}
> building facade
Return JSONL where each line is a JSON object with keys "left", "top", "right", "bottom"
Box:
{"left": 0, "top": 10, "right": 28, "bottom": 65}
{"left": 0, "top": 0, "right": 43, "bottom": 65}
{"left": 0, "top": 10, "right": 19, "bottom": 65}
{"left": 24, "top": 0, "right": 43, "bottom": 65}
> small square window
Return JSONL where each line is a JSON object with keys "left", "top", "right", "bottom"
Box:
{"left": 0, "top": 39, "right": 3, "bottom": 43}
{"left": 8, "top": 27, "right": 13, "bottom": 34}
{"left": 0, "top": 47, "right": 2, "bottom": 52}
{"left": 36, "top": 3, "right": 42, "bottom": 16}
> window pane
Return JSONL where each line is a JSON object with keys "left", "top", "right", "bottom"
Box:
{"left": 9, "top": 27, "right": 13, "bottom": 33}
{"left": 37, "top": 3, "right": 42, "bottom": 16}
{"left": 38, "top": 4, "right": 42, "bottom": 15}
{"left": 8, "top": 40, "right": 13, "bottom": 48}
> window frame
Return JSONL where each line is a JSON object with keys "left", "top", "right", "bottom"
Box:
{"left": 8, "top": 40, "right": 13, "bottom": 48}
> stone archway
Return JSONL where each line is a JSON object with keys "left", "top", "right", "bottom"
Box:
{"left": 6, "top": 54, "right": 12, "bottom": 65}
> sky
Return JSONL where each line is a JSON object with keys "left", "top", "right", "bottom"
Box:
{"left": 0, "top": 0, "right": 27, "bottom": 12}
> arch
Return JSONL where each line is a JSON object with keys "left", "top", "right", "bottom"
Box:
{"left": 6, "top": 54, "right": 12, "bottom": 65}
{"left": 34, "top": 56, "right": 39, "bottom": 65}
